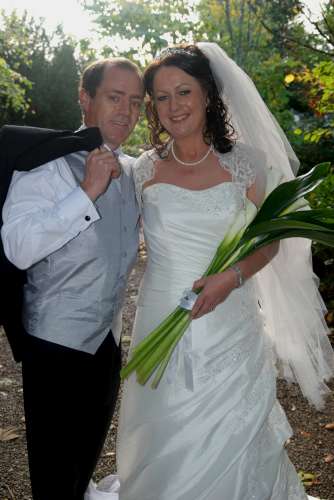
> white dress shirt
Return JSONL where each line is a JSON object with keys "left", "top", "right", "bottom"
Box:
{"left": 1, "top": 156, "right": 99, "bottom": 270}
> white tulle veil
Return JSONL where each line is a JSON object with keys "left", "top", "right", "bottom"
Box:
{"left": 198, "top": 42, "right": 334, "bottom": 409}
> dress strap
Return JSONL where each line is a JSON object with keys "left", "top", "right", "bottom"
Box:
{"left": 215, "top": 143, "right": 260, "bottom": 190}
{"left": 215, "top": 142, "right": 267, "bottom": 209}
{"left": 133, "top": 150, "right": 157, "bottom": 210}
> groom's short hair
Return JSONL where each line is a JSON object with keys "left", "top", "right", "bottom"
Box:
{"left": 80, "top": 58, "right": 142, "bottom": 98}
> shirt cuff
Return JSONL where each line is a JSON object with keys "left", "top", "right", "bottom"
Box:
{"left": 56, "top": 186, "right": 100, "bottom": 231}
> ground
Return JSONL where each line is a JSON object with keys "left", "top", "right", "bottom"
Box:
{"left": 0, "top": 254, "right": 334, "bottom": 500}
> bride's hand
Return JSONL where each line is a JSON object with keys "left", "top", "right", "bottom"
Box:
{"left": 191, "top": 270, "right": 236, "bottom": 319}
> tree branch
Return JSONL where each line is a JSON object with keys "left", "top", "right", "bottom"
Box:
{"left": 247, "top": 1, "right": 333, "bottom": 57}
{"left": 322, "top": 14, "right": 334, "bottom": 42}
{"left": 313, "top": 20, "right": 334, "bottom": 45}
{"left": 237, "top": 0, "right": 246, "bottom": 64}
{"left": 304, "top": 8, "right": 334, "bottom": 46}
{"left": 223, "top": 0, "right": 235, "bottom": 46}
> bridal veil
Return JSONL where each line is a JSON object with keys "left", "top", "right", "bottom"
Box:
{"left": 198, "top": 42, "right": 334, "bottom": 409}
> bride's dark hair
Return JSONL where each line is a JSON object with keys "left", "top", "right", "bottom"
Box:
{"left": 143, "top": 44, "right": 235, "bottom": 157}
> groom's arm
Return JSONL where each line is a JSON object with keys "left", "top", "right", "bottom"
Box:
{"left": 1, "top": 158, "right": 100, "bottom": 270}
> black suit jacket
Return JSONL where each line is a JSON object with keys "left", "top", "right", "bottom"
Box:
{"left": 0, "top": 125, "right": 102, "bottom": 361}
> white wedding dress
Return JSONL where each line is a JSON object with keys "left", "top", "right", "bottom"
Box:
{"left": 115, "top": 146, "right": 309, "bottom": 500}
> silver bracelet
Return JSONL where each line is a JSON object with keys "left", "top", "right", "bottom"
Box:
{"left": 231, "top": 264, "right": 244, "bottom": 288}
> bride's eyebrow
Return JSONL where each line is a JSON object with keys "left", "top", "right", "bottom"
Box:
{"left": 155, "top": 83, "right": 192, "bottom": 93}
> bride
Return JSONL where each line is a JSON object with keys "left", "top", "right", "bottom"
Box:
{"left": 88, "top": 43, "right": 333, "bottom": 500}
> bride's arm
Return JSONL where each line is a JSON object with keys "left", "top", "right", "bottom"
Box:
{"left": 231, "top": 175, "right": 280, "bottom": 284}
{"left": 191, "top": 242, "right": 279, "bottom": 319}
{"left": 191, "top": 167, "right": 279, "bottom": 319}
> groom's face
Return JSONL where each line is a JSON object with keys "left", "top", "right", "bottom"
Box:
{"left": 80, "top": 65, "right": 143, "bottom": 149}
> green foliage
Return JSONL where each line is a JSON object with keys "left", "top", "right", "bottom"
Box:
{"left": 308, "top": 170, "right": 334, "bottom": 211}
{"left": 195, "top": 0, "right": 272, "bottom": 69}
{"left": 0, "top": 11, "right": 83, "bottom": 129}
{"left": 123, "top": 116, "right": 150, "bottom": 157}
{"left": 298, "top": 61, "right": 334, "bottom": 143}
{"left": 251, "top": 53, "right": 296, "bottom": 132}
{"left": 80, "top": 0, "right": 195, "bottom": 62}
{"left": 0, "top": 9, "right": 38, "bottom": 122}
{"left": 303, "top": 0, "right": 334, "bottom": 56}
{"left": 77, "top": 38, "right": 99, "bottom": 73}
{"left": 283, "top": 59, "right": 334, "bottom": 172}
{"left": 0, "top": 57, "right": 30, "bottom": 121}
{"left": 25, "top": 38, "right": 82, "bottom": 130}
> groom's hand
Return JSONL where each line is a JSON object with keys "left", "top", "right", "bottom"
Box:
{"left": 81, "top": 147, "right": 121, "bottom": 201}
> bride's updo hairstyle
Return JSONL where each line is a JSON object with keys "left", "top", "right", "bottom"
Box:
{"left": 144, "top": 44, "right": 235, "bottom": 157}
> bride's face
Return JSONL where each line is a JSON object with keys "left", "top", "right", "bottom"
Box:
{"left": 152, "top": 65, "right": 207, "bottom": 140}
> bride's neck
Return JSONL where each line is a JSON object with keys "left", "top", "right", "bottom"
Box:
{"left": 172, "top": 136, "right": 209, "bottom": 161}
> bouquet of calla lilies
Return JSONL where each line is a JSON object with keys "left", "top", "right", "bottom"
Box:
{"left": 121, "top": 163, "right": 334, "bottom": 388}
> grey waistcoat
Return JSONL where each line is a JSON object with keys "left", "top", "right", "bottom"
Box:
{"left": 23, "top": 151, "right": 139, "bottom": 353}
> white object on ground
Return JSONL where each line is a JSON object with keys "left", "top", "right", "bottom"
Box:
{"left": 84, "top": 475, "right": 120, "bottom": 499}
{"left": 83, "top": 478, "right": 325, "bottom": 500}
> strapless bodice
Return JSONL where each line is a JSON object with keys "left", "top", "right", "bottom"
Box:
{"left": 139, "top": 181, "right": 244, "bottom": 304}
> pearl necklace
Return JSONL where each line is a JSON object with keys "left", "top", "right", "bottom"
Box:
{"left": 171, "top": 140, "right": 213, "bottom": 167}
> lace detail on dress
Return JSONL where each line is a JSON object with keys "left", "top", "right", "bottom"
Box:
{"left": 133, "top": 150, "right": 156, "bottom": 210}
{"left": 237, "top": 348, "right": 276, "bottom": 428}
{"left": 134, "top": 144, "right": 258, "bottom": 210}
{"left": 196, "top": 281, "right": 269, "bottom": 388}
{"left": 215, "top": 143, "right": 257, "bottom": 201}
{"left": 197, "top": 319, "right": 256, "bottom": 385}
{"left": 146, "top": 183, "right": 243, "bottom": 217}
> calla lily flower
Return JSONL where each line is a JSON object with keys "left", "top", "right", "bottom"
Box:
{"left": 280, "top": 197, "right": 310, "bottom": 215}
{"left": 264, "top": 166, "right": 283, "bottom": 199}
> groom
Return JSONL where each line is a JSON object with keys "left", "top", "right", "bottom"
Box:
{"left": 1, "top": 58, "right": 143, "bottom": 500}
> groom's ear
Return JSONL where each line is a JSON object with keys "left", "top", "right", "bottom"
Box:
{"left": 79, "top": 88, "right": 91, "bottom": 115}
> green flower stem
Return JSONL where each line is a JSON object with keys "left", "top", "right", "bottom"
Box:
{"left": 120, "top": 336, "right": 163, "bottom": 379}
{"left": 205, "top": 232, "right": 244, "bottom": 276}
{"left": 136, "top": 343, "right": 171, "bottom": 385}
{"left": 151, "top": 320, "right": 190, "bottom": 389}
{"left": 131, "top": 314, "right": 180, "bottom": 360}
{"left": 132, "top": 308, "right": 183, "bottom": 355}
{"left": 121, "top": 308, "right": 190, "bottom": 383}
{"left": 136, "top": 313, "right": 190, "bottom": 384}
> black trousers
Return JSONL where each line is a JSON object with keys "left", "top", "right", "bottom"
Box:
{"left": 21, "top": 331, "right": 121, "bottom": 500}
